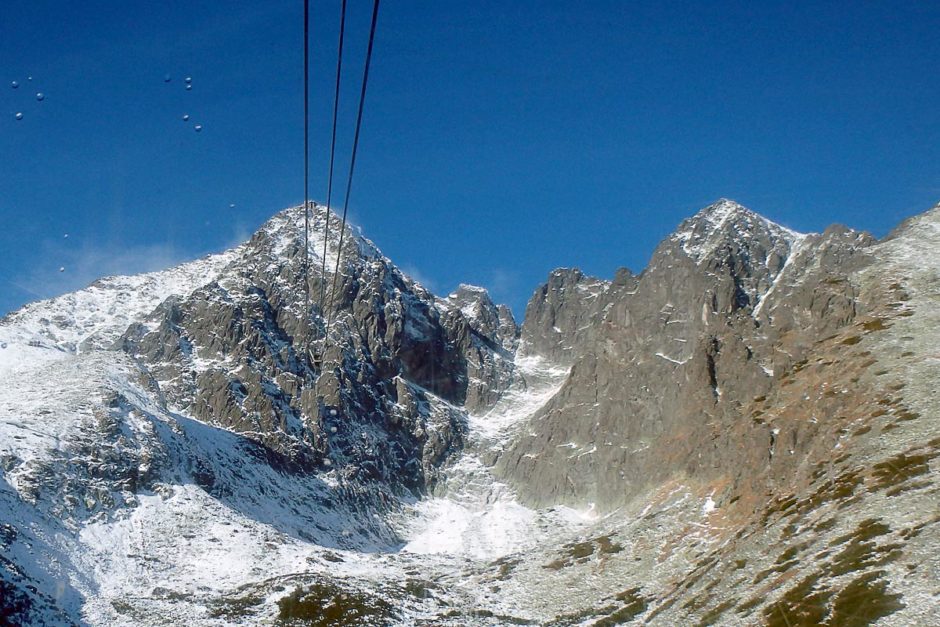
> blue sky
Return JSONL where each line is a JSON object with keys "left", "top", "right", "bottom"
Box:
{"left": 1, "top": 1, "right": 938, "bottom": 318}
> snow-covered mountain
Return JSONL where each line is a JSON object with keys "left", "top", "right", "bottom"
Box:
{"left": 2, "top": 200, "right": 938, "bottom": 625}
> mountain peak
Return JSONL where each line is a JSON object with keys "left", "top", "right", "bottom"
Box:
{"left": 691, "top": 198, "right": 774, "bottom": 233}
{"left": 698, "top": 197, "right": 750, "bottom": 218}
{"left": 452, "top": 283, "right": 490, "bottom": 297}
{"left": 256, "top": 202, "right": 384, "bottom": 267}
{"left": 443, "top": 284, "right": 496, "bottom": 320}
{"left": 672, "top": 199, "right": 806, "bottom": 262}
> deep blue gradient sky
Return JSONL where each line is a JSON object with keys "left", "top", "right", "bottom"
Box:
{"left": 2, "top": 1, "right": 938, "bottom": 317}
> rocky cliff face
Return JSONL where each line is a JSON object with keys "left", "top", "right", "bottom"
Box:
{"left": 0, "top": 203, "right": 523, "bottom": 625}
{"left": 118, "top": 205, "right": 516, "bottom": 493}
{"left": 472, "top": 201, "right": 938, "bottom": 627}
{"left": 495, "top": 200, "right": 877, "bottom": 509}
{"left": 517, "top": 268, "right": 617, "bottom": 365}
{"left": 437, "top": 284, "right": 519, "bottom": 411}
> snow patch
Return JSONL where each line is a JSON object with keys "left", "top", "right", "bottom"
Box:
{"left": 655, "top": 351, "right": 689, "bottom": 365}
{"left": 702, "top": 492, "right": 717, "bottom": 515}
{"left": 402, "top": 498, "right": 536, "bottom": 560}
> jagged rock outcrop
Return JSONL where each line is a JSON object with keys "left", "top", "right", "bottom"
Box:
{"left": 517, "top": 268, "right": 616, "bottom": 365}
{"left": 473, "top": 201, "right": 938, "bottom": 627}
{"left": 438, "top": 284, "right": 519, "bottom": 413}
{"left": 496, "top": 199, "right": 878, "bottom": 509}
{"left": 120, "top": 205, "right": 516, "bottom": 492}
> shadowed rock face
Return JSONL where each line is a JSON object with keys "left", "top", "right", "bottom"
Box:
{"left": 517, "top": 268, "right": 617, "bottom": 365}
{"left": 121, "top": 205, "right": 518, "bottom": 492}
{"left": 496, "top": 199, "right": 878, "bottom": 509}
{"left": 437, "top": 284, "right": 519, "bottom": 412}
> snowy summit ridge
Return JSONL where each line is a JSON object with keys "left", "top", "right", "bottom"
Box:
{"left": 672, "top": 198, "right": 807, "bottom": 263}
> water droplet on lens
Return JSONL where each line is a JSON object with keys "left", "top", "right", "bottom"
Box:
{"left": 185, "top": 76, "right": 192, "bottom": 83}
{"left": 229, "top": 203, "right": 235, "bottom": 208}
{"left": 11, "top": 81, "right": 18, "bottom": 89}
{"left": 164, "top": 74, "right": 171, "bottom": 82}
{"left": 59, "top": 267, "right": 65, "bottom": 273}
{"left": 63, "top": 233, "right": 69, "bottom": 239}
{"left": 185, "top": 84, "right": 192, "bottom": 91}
{"left": 182, "top": 114, "right": 190, "bottom": 121}
{"left": 15, "top": 112, "right": 23, "bottom": 120}
{"left": 36, "top": 92, "right": 44, "bottom": 101}
{"left": 27, "top": 76, "right": 32, "bottom": 81}
{"left": 194, "top": 124, "right": 202, "bottom": 132}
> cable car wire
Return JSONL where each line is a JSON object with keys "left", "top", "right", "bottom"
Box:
{"left": 324, "top": 0, "right": 380, "bottom": 337}
{"left": 318, "top": 0, "right": 348, "bottom": 311}
{"left": 303, "top": 0, "right": 311, "bottom": 322}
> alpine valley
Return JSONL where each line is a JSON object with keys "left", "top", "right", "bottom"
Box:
{"left": 1, "top": 199, "right": 938, "bottom": 626}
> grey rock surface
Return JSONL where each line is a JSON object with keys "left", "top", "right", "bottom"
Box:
{"left": 517, "top": 268, "right": 614, "bottom": 365}
{"left": 497, "top": 199, "right": 878, "bottom": 509}
{"left": 437, "top": 284, "right": 519, "bottom": 413}
{"left": 120, "top": 205, "right": 516, "bottom": 493}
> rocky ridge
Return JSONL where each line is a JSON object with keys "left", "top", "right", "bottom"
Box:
{"left": 115, "top": 204, "right": 519, "bottom": 492}
{"left": 497, "top": 199, "right": 877, "bottom": 509}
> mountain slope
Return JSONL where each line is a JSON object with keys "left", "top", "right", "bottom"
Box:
{"left": 497, "top": 200, "right": 875, "bottom": 509}
{"left": 482, "top": 200, "right": 939, "bottom": 625}
{"left": 0, "top": 203, "right": 520, "bottom": 625}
